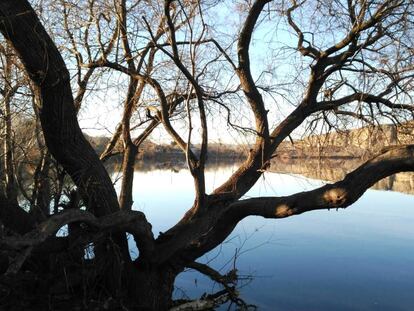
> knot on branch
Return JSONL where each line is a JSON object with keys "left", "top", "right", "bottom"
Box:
{"left": 322, "top": 187, "right": 347, "bottom": 207}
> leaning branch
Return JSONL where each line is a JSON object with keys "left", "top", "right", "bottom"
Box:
{"left": 229, "top": 145, "right": 414, "bottom": 220}
{"left": 315, "top": 92, "right": 414, "bottom": 113}
{"left": 0, "top": 0, "right": 120, "bottom": 217}
{"left": 171, "top": 145, "right": 414, "bottom": 264}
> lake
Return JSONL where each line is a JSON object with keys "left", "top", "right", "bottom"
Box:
{"left": 117, "top": 162, "right": 414, "bottom": 311}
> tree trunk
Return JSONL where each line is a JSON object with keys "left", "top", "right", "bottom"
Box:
{"left": 119, "top": 144, "right": 138, "bottom": 210}
{"left": 30, "top": 95, "right": 51, "bottom": 221}
{"left": 3, "top": 70, "right": 18, "bottom": 205}
{"left": 127, "top": 265, "right": 178, "bottom": 311}
{"left": 0, "top": 0, "right": 120, "bottom": 218}
{"left": 31, "top": 151, "right": 51, "bottom": 221}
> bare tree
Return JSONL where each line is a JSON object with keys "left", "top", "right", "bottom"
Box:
{"left": 0, "top": 0, "right": 413, "bottom": 310}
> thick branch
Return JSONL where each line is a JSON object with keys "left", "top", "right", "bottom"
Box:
{"left": 315, "top": 93, "right": 414, "bottom": 113}
{"left": 154, "top": 145, "right": 414, "bottom": 264}
{"left": 1, "top": 209, "right": 154, "bottom": 266}
{"left": 0, "top": 0, "right": 119, "bottom": 217}
{"left": 229, "top": 145, "right": 414, "bottom": 220}
{"left": 210, "top": 0, "right": 273, "bottom": 200}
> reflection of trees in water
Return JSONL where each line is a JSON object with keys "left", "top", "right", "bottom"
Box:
{"left": 109, "top": 157, "right": 414, "bottom": 195}
{"left": 270, "top": 158, "right": 414, "bottom": 195}
{"left": 109, "top": 158, "right": 243, "bottom": 173}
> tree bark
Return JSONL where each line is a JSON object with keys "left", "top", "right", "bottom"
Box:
{"left": 2, "top": 56, "right": 18, "bottom": 205}
{"left": 0, "top": 1, "right": 131, "bottom": 294}
{"left": 119, "top": 144, "right": 138, "bottom": 210}
{"left": 127, "top": 265, "right": 178, "bottom": 310}
{"left": 0, "top": 0, "right": 119, "bottom": 217}
{"left": 0, "top": 193, "right": 34, "bottom": 234}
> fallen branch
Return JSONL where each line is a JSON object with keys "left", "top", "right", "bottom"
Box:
{"left": 186, "top": 261, "right": 256, "bottom": 310}
{"left": 170, "top": 289, "right": 230, "bottom": 311}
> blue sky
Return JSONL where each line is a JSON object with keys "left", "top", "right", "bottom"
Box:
{"left": 74, "top": 1, "right": 408, "bottom": 145}
{"left": 76, "top": 1, "right": 306, "bottom": 145}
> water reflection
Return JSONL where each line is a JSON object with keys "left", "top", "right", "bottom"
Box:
{"left": 111, "top": 157, "right": 414, "bottom": 194}
{"left": 270, "top": 157, "right": 414, "bottom": 194}
{"left": 122, "top": 164, "right": 414, "bottom": 311}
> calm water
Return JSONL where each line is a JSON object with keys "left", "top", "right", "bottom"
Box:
{"left": 118, "top": 164, "right": 414, "bottom": 311}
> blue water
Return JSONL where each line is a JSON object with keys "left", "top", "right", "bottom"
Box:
{"left": 123, "top": 165, "right": 414, "bottom": 310}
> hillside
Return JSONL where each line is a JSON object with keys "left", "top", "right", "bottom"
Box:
{"left": 276, "top": 122, "right": 414, "bottom": 159}
{"left": 269, "top": 157, "right": 414, "bottom": 195}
